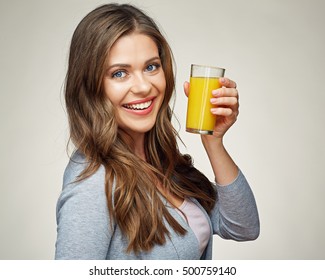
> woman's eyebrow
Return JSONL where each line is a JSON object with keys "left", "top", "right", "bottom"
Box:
{"left": 107, "top": 56, "right": 161, "bottom": 70}
{"left": 106, "top": 63, "right": 130, "bottom": 71}
{"left": 145, "top": 56, "right": 161, "bottom": 63}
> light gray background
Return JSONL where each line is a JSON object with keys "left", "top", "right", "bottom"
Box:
{"left": 1, "top": 0, "right": 324, "bottom": 259}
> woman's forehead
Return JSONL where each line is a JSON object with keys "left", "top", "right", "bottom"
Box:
{"left": 107, "top": 33, "right": 159, "bottom": 65}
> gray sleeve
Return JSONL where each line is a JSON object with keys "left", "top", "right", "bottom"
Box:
{"left": 210, "top": 169, "right": 260, "bottom": 241}
{"left": 55, "top": 160, "right": 113, "bottom": 260}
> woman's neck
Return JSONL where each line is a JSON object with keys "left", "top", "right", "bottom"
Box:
{"left": 131, "top": 133, "right": 146, "bottom": 161}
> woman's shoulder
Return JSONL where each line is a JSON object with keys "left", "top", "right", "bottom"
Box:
{"left": 58, "top": 150, "right": 106, "bottom": 204}
{"left": 56, "top": 151, "right": 109, "bottom": 225}
{"left": 63, "top": 150, "right": 105, "bottom": 186}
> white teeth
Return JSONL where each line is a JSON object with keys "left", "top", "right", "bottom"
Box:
{"left": 124, "top": 100, "right": 152, "bottom": 110}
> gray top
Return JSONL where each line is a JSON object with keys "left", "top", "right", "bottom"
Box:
{"left": 55, "top": 151, "right": 259, "bottom": 260}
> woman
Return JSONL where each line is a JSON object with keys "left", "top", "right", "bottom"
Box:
{"left": 55, "top": 3, "right": 259, "bottom": 260}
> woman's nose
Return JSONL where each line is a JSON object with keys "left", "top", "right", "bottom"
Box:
{"left": 130, "top": 73, "right": 151, "bottom": 95}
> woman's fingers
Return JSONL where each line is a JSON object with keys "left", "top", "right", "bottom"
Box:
{"left": 210, "top": 96, "right": 238, "bottom": 106}
{"left": 183, "top": 81, "right": 190, "bottom": 97}
{"left": 210, "top": 79, "right": 239, "bottom": 119}
{"left": 212, "top": 87, "right": 238, "bottom": 98}
{"left": 219, "top": 77, "right": 237, "bottom": 89}
{"left": 210, "top": 107, "right": 234, "bottom": 116}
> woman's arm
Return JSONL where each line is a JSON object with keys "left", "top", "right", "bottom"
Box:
{"left": 201, "top": 136, "right": 239, "bottom": 185}
{"left": 184, "top": 77, "right": 239, "bottom": 184}
{"left": 184, "top": 77, "right": 259, "bottom": 240}
{"left": 211, "top": 170, "right": 260, "bottom": 241}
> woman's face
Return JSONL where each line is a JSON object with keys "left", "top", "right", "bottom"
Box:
{"left": 103, "top": 33, "right": 166, "bottom": 139}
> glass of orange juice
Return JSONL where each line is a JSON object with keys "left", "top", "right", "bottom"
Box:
{"left": 186, "top": 64, "right": 225, "bottom": 134}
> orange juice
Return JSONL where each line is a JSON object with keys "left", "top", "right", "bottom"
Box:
{"left": 186, "top": 76, "right": 221, "bottom": 134}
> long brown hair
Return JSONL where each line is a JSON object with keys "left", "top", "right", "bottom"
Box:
{"left": 65, "top": 3, "right": 216, "bottom": 254}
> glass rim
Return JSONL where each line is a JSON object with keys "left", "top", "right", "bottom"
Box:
{"left": 191, "top": 63, "right": 225, "bottom": 72}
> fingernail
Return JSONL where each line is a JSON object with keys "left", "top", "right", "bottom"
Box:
{"left": 220, "top": 77, "right": 226, "bottom": 83}
{"left": 212, "top": 89, "right": 221, "bottom": 96}
{"left": 210, "top": 98, "right": 218, "bottom": 104}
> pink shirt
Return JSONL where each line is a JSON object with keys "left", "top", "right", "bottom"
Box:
{"left": 178, "top": 199, "right": 211, "bottom": 255}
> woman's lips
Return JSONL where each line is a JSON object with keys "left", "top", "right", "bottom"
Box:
{"left": 122, "top": 97, "right": 155, "bottom": 115}
{"left": 123, "top": 100, "right": 152, "bottom": 110}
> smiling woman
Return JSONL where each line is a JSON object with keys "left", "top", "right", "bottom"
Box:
{"left": 55, "top": 3, "right": 259, "bottom": 260}
{"left": 103, "top": 33, "right": 166, "bottom": 141}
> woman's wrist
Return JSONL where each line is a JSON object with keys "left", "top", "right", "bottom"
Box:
{"left": 201, "top": 134, "right": 224, "bottom": 151}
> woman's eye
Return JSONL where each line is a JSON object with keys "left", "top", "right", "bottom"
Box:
{"left": 145, "top": 63, "right": 160, "bottom": 72}
{"left": 112, "top": 70, "right": 127, "bottom": 78}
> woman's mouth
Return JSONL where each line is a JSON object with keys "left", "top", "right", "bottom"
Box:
{"left": 123, "top": 100, "right": 153, "bottom": 110}
{"left": 122, "top": 97, "right": 155, "bottom": 115}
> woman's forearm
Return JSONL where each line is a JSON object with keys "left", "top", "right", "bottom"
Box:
{"left": 201, "top": 135, "right": 239, "bottom": 185}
